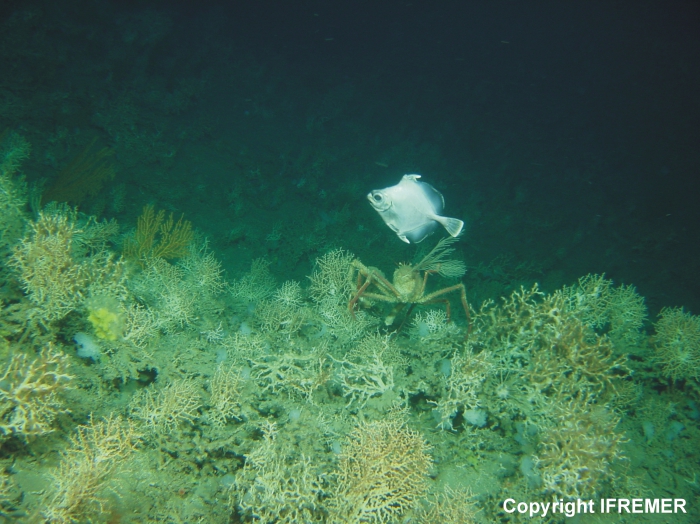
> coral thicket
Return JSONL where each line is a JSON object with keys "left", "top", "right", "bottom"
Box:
{"left": 231, "top": 421, "right": 326, "bottom": 524}
{"left": 0, "top": 344, "right": 73, "bottom": 439}
{"left": 10, "top": 210, "right": 127, "bottom": 327}
{"left": 40, "top": 415, "right": 140, "bottom": 523}
{"left": 652, "top": 307, "right": 700, "bottom": 381}
{"left": 536, "top": 397, "right": 626, "bottom": 498}
{"left": 328, "top": 418, "right": 432, "bottom": 523}
{"left": 0, "top": 130, "right": 30, "bottom": 253}
{"left": 0, "top": 166, "right": 696, "bottom": 524}
{"left": 123, "top": 204, "right": 194, "bottom": 266}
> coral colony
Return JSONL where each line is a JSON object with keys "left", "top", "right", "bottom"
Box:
{"left": 0, "top": 132, "right": 697, "bottom": 520}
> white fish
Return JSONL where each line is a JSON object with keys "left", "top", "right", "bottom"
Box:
{"left": 368, "top": 174, "right": 464, "bottom": 243}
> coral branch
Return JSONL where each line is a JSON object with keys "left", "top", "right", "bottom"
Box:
{"left": 40, "top": 415, "right": 140, "bottom": 522}
{"left": 0, "top": 344, "right": 73, "bottom": 439}
{"left": 123, "top": 204, "right": 193, "bottom": 266}
{"left": 42, "top": 138, "right": 115, "bottom": 205}
{"left": 329, "top": 418, "right": 432, "bottom": 523}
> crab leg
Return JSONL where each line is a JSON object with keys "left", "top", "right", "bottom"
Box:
{"left": 418, "top": 269, "right": 438, "bottom": 298}
{"left": 422, "top": 283, "right": 471, "bottom": 337}
{"left": 396, "top": 303, "right": 416, "bottom": 332}
{"left": 348, "top": 276, "right": 373, "bottom": 318}
{"left": 371, "top": 272, "right": 402, "bottom": 298}
{"left": 385, "top": 302, "right": 407, "bottom": 326}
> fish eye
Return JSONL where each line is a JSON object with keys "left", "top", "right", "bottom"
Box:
{"left": 373, "top": 193, "right": 383, "bottom": 202}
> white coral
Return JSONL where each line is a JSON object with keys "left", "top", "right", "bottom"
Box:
{"left": 180, "top": 241, "right": 226, "bottom": 294}
{"left": 332, "top": 352, "right": 395, "bottom": 408}
{"left": 0, "top": 345, "right": 73, "bottom": 438}
{"left": 273, "top": 280, "right": 304, "bottom": 308}
{"left": 131, "top": 379, "right": 201, "bottom": 435}
{"left": 308, "top": 248, "right": 355, "bottom": 304}
{"left": 229, "top": 258, "right": 276, "bottom": 304}
{"left": 410, "top": 309, "right": 460, "bottom": 340}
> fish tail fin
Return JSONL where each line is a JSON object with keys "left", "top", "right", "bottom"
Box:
{"left": 436, "top": 216, "right": 464, "bottom": 237}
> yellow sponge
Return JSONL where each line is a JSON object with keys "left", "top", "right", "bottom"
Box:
{"left": 87, "top": 303, "right": 123, "bottom": 341}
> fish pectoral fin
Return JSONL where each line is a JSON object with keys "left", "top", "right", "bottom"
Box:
{"left": 398, "top": 234, "right": 411, "bottom": 243}
{"left": 434, "top": 215, "right": 464, "bottom": 237}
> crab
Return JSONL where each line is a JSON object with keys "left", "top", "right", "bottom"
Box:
{"left": 348, "top": 258, "right": 471, "bottom": 334}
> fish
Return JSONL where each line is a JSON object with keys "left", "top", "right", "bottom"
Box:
{"left": 367, "top": 174, "right": 464, "bottom": 243}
